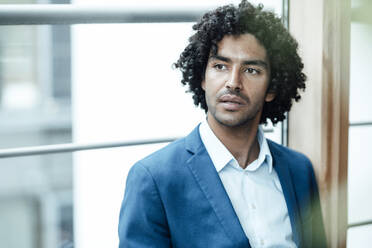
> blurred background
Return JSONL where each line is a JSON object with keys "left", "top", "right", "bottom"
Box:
{"left": 0, "top": 0, "right": 371, "bottom": 247}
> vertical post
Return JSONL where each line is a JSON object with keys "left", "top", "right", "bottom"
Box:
{"left": 288, "top": 0, "right": 350, "bottom": 247}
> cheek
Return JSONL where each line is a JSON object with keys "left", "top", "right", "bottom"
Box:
{"left": 204, "top": 86, "right": 214, "bottom": 101}
{"left": 202, "top": 79, "right": 218, "bottom": 96}
{"left": 246, "top": 84, "right": 269, "bottom": 100}
{"left": 205, "top": 69, "right": 225, "bottom": 86}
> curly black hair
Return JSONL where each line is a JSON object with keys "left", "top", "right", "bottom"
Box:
{"left": 174, "top": 0, "right": 306, "bottom": 124}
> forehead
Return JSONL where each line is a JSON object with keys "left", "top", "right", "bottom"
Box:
{"left": 215, "top": 34, "right": 268, "bottom": 61}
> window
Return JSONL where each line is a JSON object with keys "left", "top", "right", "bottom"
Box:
{"left": 347, "top": 1, "right": 372, "bottom": 245}
{"left": 0, "top": 1, "right": 285, "bottom": 247}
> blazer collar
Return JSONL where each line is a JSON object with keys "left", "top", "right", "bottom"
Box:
{"left": 185, "top": 125, "right": 250, "bottom": 247}
{"left": 268, "top": 140, "right": 303, "bottom": 247}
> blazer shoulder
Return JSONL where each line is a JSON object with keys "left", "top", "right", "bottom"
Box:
{"left": 135, "top": 125, "right": 202, "bottom": 174}
{"left": 267, "top": 139, "right": 313, "bottom": 172}
{"left": 133, "top": 136, "right": 191, "bottom": 176}
{"left": 143, "top": 137, "right": 187, "bottom": 160}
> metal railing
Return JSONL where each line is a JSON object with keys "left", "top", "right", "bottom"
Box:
{"left": 349, "top": 121, "right": 372, "bottom": 127}
{"left": 0, "top": 138, "right": 177, "bottom": 158}
{"left": 348, "top": 219, "right": 372, "bottom": 228}
{"left": 0, "top": 4, "right": 205, "bottom": 25}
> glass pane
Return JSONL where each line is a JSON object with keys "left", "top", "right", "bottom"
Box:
{"left": 0, "top": 143, "right": 175, "bottom": 248}
{"left": 0, "top": 25, "right": 72, "bottom": 149}
{"left": 72, "top": 22, "right": 205, "bottom": 144}
{"left": 72, "top": 22, "right": 283, "bottom": 144}
{"left": 0, "top": 198, "right": 40, "bottom": 248}
{"left": 0, "top": 153, "right": 73, "bottom": 248}
{"left": 347, "top": 224, "right": 372, "bottom": 247}
{"left": 348, "top": 125, "right": 372, "bottom": 224}
{"left": 349, "top": 22, "right": 372, "bottom": 123}
{"left": 74, "top": 143, "right": 168, "bottom": 247}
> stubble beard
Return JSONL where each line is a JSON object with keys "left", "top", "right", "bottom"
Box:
{"left": 209, "top": 103, "right": 262, "bottom": 128}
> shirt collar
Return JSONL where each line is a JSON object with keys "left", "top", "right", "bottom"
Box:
{"left": 256, "top": 125, "right": 273, "bottom": 173}
{"left": 199, "top": 120, "right": 233, "bottom": 172}
{"left": 199, "top": 120, "right": 273, "bottom": 173}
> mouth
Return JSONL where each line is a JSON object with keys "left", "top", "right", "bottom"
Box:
{"left": 220, "top": 100, "right": 242, "bottom": 105}
{"left": 218, "top": 94, "right": 246, "bottom": 105}
{"left": 218, "top": 94, "right": 246, "bottom": 111}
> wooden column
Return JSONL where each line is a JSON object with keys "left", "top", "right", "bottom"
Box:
{"left": 288, "top": 0, "right": 350, "bottom": 247}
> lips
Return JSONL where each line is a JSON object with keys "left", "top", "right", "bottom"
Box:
{"left": 218, "top": 94, "right": 246, "bottom": 111}
{"left": 218, "top": 94, "right": 246, "bottom": 105}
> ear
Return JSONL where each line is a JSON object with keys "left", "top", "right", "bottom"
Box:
{"left": 265, "top": 92, "right": 275, "bottom": 102}
{"left": 201, "top": 80, "right": 206, "bottom": 91}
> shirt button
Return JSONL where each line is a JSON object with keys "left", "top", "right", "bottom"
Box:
{"left": 251, "top": 203, "right": 256, "bottom": 210}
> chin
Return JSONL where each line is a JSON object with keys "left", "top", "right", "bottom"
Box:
{"left": 215, "top": 115, "right": 251, "bottom": 127}
{"left": 213, "top": 110, "right": 259, "bottom": 128}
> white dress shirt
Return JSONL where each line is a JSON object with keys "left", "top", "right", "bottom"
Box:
{"left": 199, "top": 120, "right": 297, "bottom": 248}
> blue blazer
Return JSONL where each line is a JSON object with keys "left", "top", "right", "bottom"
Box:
{"left": 118, "top": 126, "right": 327, "bottom": 248}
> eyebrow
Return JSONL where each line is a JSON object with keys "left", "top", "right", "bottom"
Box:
{"left": 210, "top": 55, "right": 269, "bottom": 69}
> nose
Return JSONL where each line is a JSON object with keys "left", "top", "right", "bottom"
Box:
{"left": 225, "top": 66, "right": 242, "bottom": 92}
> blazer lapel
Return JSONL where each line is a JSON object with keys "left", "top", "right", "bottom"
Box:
{"left": 268, "top": 140, "right": 303, "bottom": 247}
{"left": 184, "top": 126, "right": 250, "bottom": 247}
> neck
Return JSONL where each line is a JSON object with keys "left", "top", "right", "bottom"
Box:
{"left": 207, "top": 114, "right": 261, "bottom": 169}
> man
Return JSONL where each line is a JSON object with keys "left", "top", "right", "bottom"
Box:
{"left": 118, "top": 1, "right": 327, "bottom": 247}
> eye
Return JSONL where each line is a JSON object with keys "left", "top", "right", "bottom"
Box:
{"left": 213, "top": 63, "right": 227, "bottom": 71}
{"left": 244, "top": 67, "right": 260, "bottom": 75}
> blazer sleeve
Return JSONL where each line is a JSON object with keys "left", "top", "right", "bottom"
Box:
{"left": 118, "top": 162, "right": 171, "bottom": 248}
